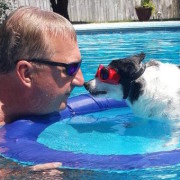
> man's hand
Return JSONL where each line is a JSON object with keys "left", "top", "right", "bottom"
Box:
{"left": 29, "top": 162, "right": 62, "bottom": 171}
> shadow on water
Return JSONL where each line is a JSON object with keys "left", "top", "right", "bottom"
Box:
{"left": 68, "top": 114, "right": 171, "bottom": 140}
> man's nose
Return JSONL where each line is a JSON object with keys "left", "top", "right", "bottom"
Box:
{"left": 72, "top": 68, "right": 84, "bottom": 86}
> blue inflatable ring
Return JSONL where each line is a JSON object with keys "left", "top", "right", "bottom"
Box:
{"left": 0, "top": 93, "right": 180, "bottom": 171}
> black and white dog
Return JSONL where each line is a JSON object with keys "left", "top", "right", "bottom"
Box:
{"left": 84, "top": 53, "right": 180, "bottom": 145}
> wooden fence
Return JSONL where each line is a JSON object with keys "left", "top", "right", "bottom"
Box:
{"left": 2, "top": 0, "right": 180, "bottom": 23}
{"left": 17, "top": 0, "right": 51, "bottom": 11}
{"left": 68, "top": 0, "right": 180, "bottom": 22}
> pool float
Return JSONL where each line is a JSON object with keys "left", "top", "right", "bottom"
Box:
{"left": 0, "top": 93, "right": 180, "bottom": 171}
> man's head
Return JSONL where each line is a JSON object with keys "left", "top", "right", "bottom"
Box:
{"left": 0, "top": 7, "right": 84, "bottom": 121}
{"left": 0, "top": 6, "right": 77, "bottom": 73}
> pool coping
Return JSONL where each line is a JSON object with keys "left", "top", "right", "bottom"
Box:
{"left": 74, "top": 21, "right": 180, "bottom": 32}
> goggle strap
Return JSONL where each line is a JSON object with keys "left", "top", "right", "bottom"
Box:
{"left": 130, "top": 64, "right": 146, "bottom": 81}
{"left": 122, "top": 64, "right": 146, "bottom": 99}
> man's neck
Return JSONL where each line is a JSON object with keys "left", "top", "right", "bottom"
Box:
{"left": 0, "top": 74, "right": 24, "bottom": 124}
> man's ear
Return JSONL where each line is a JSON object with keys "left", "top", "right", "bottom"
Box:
{"left": 15, "top": 60, "right": 34, "bottom": 87}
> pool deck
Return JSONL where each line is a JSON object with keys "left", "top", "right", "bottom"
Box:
{"left": 74, "top": 21, "right": 180, "bottom": 32}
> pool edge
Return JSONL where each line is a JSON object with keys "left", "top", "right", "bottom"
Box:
{"left": 74, "top": 21, "right": 180, "bottom": 32}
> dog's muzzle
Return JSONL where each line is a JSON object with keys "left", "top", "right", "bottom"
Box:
{"left": 84, "top": 82, "right": 107, "bottom": 95}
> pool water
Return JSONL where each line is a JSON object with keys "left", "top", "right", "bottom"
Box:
{"left": 72, "top": 28, "right": 180, "bottom": 97}
{"left": 1, "top": 25, "right": 180, "bottom": 179}
{"left": 38, "top": 108, "right": 177, "bottom": 156}
{"left": 37, "top": 27, "right": 180, "bottom": 176}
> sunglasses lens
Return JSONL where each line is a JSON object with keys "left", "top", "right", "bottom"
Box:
{"left": 67, "top": 62, "right": 81, "bottom": 76}
{"left": 100, "top": 68, "right": 109, "bottom": 80}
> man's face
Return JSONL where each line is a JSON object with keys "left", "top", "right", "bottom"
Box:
{"left": 33, "top": 36, "right": 84, "bottom": 113}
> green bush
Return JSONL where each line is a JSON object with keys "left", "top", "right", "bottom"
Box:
{"left": 0, "top": 1, "right": 10, "bottom": 13}
{"left": 0, "top": 0, "right": 10, "bottom": 23}
{"left": 141, "top": 0, "right": 156, "bottom": 13}
{"left": 0, "top": 2, "right": 9, "bottom": 10}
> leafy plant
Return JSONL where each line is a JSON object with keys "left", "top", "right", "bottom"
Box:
{"left": 0, "top": 0, "right": 10, "bottom": 23}
{"left": 0, "top": 0, "right": 18, "bottom": 23}
{"left": 140, "top": 0, "right": 156, "bottom": 13}
{"left": 0, "top": 1, "right": 10, "bottom": 13}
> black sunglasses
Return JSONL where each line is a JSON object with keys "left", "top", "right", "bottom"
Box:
{"left": 16, "top": 58, "right": 82, "bottom": 76}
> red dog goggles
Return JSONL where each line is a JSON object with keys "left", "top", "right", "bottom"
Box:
{"left": 95, "top": 65, "right": 120, "bottom": 84}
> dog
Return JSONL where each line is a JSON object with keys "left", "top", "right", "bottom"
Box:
{"left": 84, "top": 53, "right": 180, "bottom": 146}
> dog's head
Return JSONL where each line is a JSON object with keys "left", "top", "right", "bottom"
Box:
{"left": 84, "top": 53, "right": 146, "bottom": 100}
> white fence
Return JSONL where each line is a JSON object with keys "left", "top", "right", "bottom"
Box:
{"left": 68, "top": 0, "right": 180, "bottom": 22}
{"left": 1, "top": 0, "right": 180, "bottom": 23}
{"left": 17, "top": 0, "right": 51, "bottom": 10}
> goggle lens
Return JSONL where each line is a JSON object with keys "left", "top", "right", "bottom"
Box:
{"left": 100, "top": 68, "right": 109, "bottom": 80}
{"left": 67, "top": 62, "right": 81, "bottom": 76}
{"left": 95, "top": 65, "right": 120, "bottom": 84}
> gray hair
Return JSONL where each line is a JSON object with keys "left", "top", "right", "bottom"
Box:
{"left": 0, "top": 6, "right": 77, "bottom": 73}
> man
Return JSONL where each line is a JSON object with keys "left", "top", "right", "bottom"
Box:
{"left": 0, "top": 6, "right": 84, "bottom": 125}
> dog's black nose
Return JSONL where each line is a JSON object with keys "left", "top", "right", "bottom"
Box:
{"left": 84, "top": 82, "right": 90, "bottom": 91}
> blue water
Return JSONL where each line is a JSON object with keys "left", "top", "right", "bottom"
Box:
{"left": 38, "top": 28, "right": 180, "bottom": 177}
{"left": 39, "top": 108, "right": 176, "bottom": 156}
{"left": 72, "top": 28, "right": 180, "bottom": 97}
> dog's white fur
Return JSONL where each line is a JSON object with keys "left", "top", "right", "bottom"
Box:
{"left": 131, "top": 61, "right": 180, "bottom": 120}
{"left": 87, "top": 61, "right": 180, "bottom": 120}
{"left": 85, "top": 60, "right": 180, "bottom": 146}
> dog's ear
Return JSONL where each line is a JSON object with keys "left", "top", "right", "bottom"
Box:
{"left": 132, "top": 52, "right": 145, "bottom": 64}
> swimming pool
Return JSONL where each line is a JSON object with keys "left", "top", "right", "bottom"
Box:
{"left": 1, "top": 21, "right": 180, "bottom": 179}
{"left": 72, "top": 21, "right": 180, "bottom": 97}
